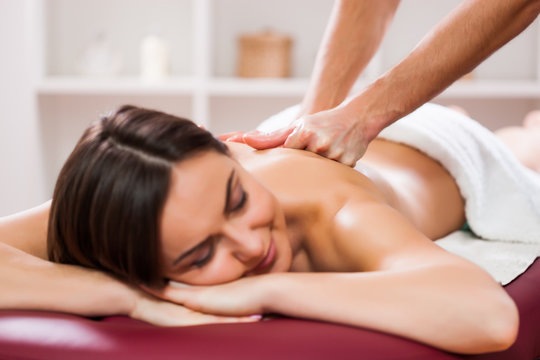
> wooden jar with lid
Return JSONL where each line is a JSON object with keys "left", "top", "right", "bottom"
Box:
{"left": 237, "top": 31, "right": 292, "bottom": 78}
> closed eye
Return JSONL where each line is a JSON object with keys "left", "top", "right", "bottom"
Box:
{"left": 232, "top": 189, "right": 248, "bottom": 212}
{"left": 191, "top": 240, "right": 215, "bottom": 268}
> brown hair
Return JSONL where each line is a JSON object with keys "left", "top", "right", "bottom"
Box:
{"left": 47, "top": 105, "right": 229, "bottom": 288}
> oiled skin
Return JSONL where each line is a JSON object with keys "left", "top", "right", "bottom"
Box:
{"left": 230, "top": 138, "right": 465, "bottom": 272}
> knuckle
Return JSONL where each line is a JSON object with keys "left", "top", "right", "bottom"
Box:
{"left": 284, "top": 131, "right": 305, "bottom": 149}
{"left": 341, "top": 152, "right": 360, "bottom": 166}
{"left": 326, "top": 147, "right": 344, "bottom": 161}
{"left": 316, "top": 137, "right": 332, "bottom": 152}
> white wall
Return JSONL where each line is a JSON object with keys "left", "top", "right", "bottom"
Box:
{"left": 0, "top": 0, "right": 46, "bottom": 216}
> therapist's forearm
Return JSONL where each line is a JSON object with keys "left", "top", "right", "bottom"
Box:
{"left": 348, "top": 0, "right": 540, "bottom": 139}
{"left": 300, "top": 0, "right": 399, "bottom": 117}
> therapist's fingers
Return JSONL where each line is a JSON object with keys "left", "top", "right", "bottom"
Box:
{"left": 283, "top": 121, "right": 313, "bottom": 150}
{"left": 339, "top": 150, "right": 362, "bottom": 167}
{"left": 226, "top": 134, "right": 247, "bottom": 143}
{"left": 324, "top": 146, "right": 345, "bottom": 164}
{"left": 243, "top": 127, "right": 295, "bottom": 149}
{"left": 284, "top": 109, "right": 371, "bottom": 166}
{"left": 217, "top": 131, "right": 245, "bottom": 141}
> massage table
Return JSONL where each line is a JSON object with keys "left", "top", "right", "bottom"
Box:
{"left": 0, "top": 258, "right": 538, "bottom": 360}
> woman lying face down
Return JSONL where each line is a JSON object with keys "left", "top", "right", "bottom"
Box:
{"left": 47, "top": 105, "right": 523, "bottom": 354}
{"left": 47, "top": 105, "right": 293, "bottom": 287}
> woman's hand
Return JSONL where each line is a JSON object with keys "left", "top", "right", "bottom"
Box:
{"left": 129, "top": 287, "right": 261, "bottom": 326}
{"left": 143, "top": 275, "right": 272, "bottom": 318}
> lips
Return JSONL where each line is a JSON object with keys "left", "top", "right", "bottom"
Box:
{"left": 252, "top": 237, "right": 276, "bottom": 272}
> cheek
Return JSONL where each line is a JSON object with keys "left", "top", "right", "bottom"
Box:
{"left": 247, "top": 181, "right": 279, "bottom": 225}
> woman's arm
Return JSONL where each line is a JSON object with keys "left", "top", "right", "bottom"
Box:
{"left": 0, "top": 203, "right": 256, "bottom": 325}
{"left": 154, "top": 200, "right": 518, "bottom": 354}
{"left": 0, "top": 201, "right": 50, "bottom": 259}
{"left": 0, "top": 240, "right": 134, "bottom": 316}
{"left": 0, "top": 202, "right": 133, "bottom": 315}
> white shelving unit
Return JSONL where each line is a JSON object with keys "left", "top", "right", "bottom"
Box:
{"left": 36, "top": 77, "right": 540, "bottom": 99}
{"left": 31, "top": 0, "right": 540, "bottom": 194}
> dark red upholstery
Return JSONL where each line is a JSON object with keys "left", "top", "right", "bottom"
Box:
{"left": 1, "top": 258, "right": 538, "bottom": 360}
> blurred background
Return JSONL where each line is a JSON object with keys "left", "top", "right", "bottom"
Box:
{"left": 1, "top": 0, "right": 539, "bottom": 216}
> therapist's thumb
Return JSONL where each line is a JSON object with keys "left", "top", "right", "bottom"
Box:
{"left": 243, "top": 127, "right": 294, "bottom": 149}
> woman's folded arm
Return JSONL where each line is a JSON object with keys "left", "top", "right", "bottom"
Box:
{"left": 262, "top": 263, "right": 517, "bottom": 354}
{"left": 260, "top": 200, "right": 518, "bottom": 354}
{"left": 158, "top": 199, "right": 518, "bottom": 354}
{"left": 0, "top": 201, "right": 133, "bottom": 316}
{"left": 0, "top": 241, "right": 135, "bottom": 316}
{"left": 0, "top": 203, "right": 258, "bottom": 326}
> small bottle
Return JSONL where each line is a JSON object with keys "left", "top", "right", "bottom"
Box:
{"left": 140, "top": 33, "right": 171, "bottom": 81}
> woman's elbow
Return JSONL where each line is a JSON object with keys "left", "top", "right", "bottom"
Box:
{"left": 485, "top": 297, "right": 519, "bottom": 352}
{"left": 470, "top": 294, "right": 519, "bottom": 353}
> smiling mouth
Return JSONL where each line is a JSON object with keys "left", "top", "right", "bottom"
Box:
{"left": 252, "top": 237, "right": 276, "bottom": 272}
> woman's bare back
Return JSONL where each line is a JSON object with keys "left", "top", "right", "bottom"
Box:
{"left": 229, "top": 137, "right": 466, "bottom": 267}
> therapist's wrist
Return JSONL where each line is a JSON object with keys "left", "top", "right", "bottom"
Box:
{"left": 345, "top": 79, "right": 405, "bottom": 142}
{"left": 300, "top": 85, "right": 351, "bottom": 118}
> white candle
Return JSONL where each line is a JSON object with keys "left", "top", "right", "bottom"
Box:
{"left": 140, "top": 35, "right": 171, "bottom": 81}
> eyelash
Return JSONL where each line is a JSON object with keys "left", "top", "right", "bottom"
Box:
{"left": 192, "top": 240, "right": 215, "bottom": 268}
{"left": 232, "top": 188, "right": 248, "bottom": 212}
{"left": 191, "top": 188, "right": 248, "bottom": 269}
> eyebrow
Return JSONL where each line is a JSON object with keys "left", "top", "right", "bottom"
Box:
{"left": 171, "top": 169, "right": 235, "bottom": 266}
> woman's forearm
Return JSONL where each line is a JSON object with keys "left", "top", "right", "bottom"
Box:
{"left": 0, "top": 201, "right": 136, "bottom": 316}
{"left": 0, "top": 241, "right": 135, "bottom": 316}
{"left": 0, "top": 201, "right": 133, "bottom": 315}
{"left": 263, "top": 264, "right": 518, "bottom": 354}
{"left": 300, "top": 0, "right": 399, "bottom": 117}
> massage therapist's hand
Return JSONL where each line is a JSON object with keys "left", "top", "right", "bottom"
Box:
{"left": 144, "top": 275, "right": 272, "bottom": 318}
{"left": 244, "top": 106, "right": 371, "bottom": 166}
{"left": 129, "top": 287, "right": 260, "bottom": 326}
{"left": 218, "top": 131, "right": 247, "bottom": 143}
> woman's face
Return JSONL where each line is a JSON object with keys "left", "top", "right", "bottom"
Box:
{"left": 160, "top": 150, "right": 292, "bottom": 285}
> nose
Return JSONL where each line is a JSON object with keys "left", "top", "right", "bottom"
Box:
{"left": 223, "top": 223, "right": 266, "bottom": 263}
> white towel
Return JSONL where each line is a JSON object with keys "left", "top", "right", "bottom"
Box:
{"left": 259, "top": 103, "right": 540, "bottom": 284}
{"left": 378, "top": 103, "right": 540, "bottom": 284}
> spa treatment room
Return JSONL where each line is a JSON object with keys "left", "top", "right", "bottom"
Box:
{"left": 1, "top": 0, "right": 539, "bottom": 359}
